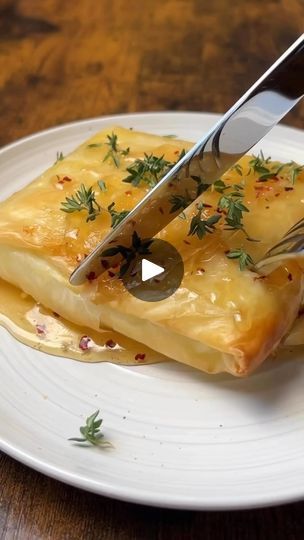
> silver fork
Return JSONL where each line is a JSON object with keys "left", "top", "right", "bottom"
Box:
{"left": 256, "top": 217, "right": 304, "bottom": 269}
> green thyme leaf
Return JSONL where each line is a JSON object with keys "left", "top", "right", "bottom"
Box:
{"left": 231, "top": 163, "right": 243, "bottom": 176}
{"left": 290, "top": 163, "right": 304, "bottom": 185}
{"left": 98, "top": 180, "right": 107, "bottom": 192}
{"left": 213, "top": 179, "right": 229, "bottom": 193}
{"left": 54, "top": 151, "right": 64, "bottom": 165}
{"left": 106, "top": 132, "right": 118, "bottom": 152}
{"left": 188, "top": 203, "right": 221, "bottom": 240}
{"left": 87, "top": 143, "right": 103, "bottom": 148}
{"left": 123, "top": 153, "right": 172, "bottom": 188}
{"left": 107, "top": 202, "right": 130, "bottom": 228}
{"left": 226, "top": 249, "right": 254, "bottom": 271}
{"left": 103, "top": 148, "right": 120, "bottom": 168}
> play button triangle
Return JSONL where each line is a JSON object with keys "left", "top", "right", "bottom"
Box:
{"left": 141, "top": 259, "right": 164, "bottom": 282}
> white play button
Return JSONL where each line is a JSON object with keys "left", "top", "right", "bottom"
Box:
{"left": 141, "top": 259, "right": 164, "bottom": 282}
{"left": 121, "top": 238, "right": 184, "bottom": 302}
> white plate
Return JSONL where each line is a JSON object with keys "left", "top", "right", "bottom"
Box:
{"left": 1, "top": 112, "right": 304, "bottom": 511}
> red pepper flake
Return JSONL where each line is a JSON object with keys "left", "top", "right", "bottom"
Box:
{"left": 154, "top": 278, "right": 161, "bottom": 283}
{"left": 52, "top": 312, "right": 60, "bottom": 318}
{"left": 174, "top": 150, "right": 180, "bottom": 155}
{"left": 285, "top": 187, "right": 294, "bottom": 192}
{"left": 288, "top": 273, "right": 293, "bottom": 281}
{"left": 159, "top": 207, "right": 164, "bottom": 214}
{"left": 168, "top": 182, "right": 174, "bottom": 188}
{"left": 135, "top": 353, "right": 146, "bottom": 362}
{"left": 203, "top": 203, "right": 213, "bottom": 208}
{"left": 125, "top": 190, "right": 132, "bottom": 196}
{"left": 79, "top": 335, "right": 92, "bottom": 351}
{"left": 101, "top": 259, "right": 110, "bottom": 270}
{"left": 255, "top": 185, "right": 271, "bottom": 191}
{"left": 275, "top": 192, "right": 280, "bottom": 197}
{"left": 58, "top": 176, "right": 72, "bottom": 185}
{"left": 36, "top": 324, "right": 46, "bottom": 336}
{"left": 108, "top": 270, "right": 116, "bottom": 278}
{"left": 105, "top": 339, "right": 116, "bottom": 349}
{"left": 183, "top": 239, "right": 191, "bottom": 245}
{"left": 265, "top": 206, "right": 270, "bottom": 209}
{"left": 86, "top": 271, "right": 97, "bottom": 282}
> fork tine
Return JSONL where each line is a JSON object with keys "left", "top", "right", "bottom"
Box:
{"left": 256, "top": 251, "right": 304, "bottom": 269}
{"left": 256, "top": 218, "right": 304, "bottom": 270}
{"left": 284, "top": 217, "right": 304, "bottom": 237}
{"left": 266, "top": 233, "right": 304, "bottom": 255}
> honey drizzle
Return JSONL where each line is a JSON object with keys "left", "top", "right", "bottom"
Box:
{"left": 0, "top": 279, "right": 164, "bottom": 365}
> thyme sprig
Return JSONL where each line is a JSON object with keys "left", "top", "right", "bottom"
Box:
{"left": 217, "top": 183, "right": 254, "bottom": 240}
{"left": 249, "top": 152, "right": 303, "bottom": 184}
{"left": 256, "top": 164, "right": 286, "bottom": 182}
{"left": 190, "top": 175, "right": 209, "bottom": 197}
{"left": 123, "top": 148, "right": 186, "bottom": 190}
{"left": 69, "top": 410, "right": 111, "bottom": 447}
{"left": 123, "top": 153, "right": 172, "bottom": 188}
{"left": 61, "top": 184, "right": 101, "bottom": 222}
{"left": 170, "top": 193, "right": 193, "bottom": 213}
{"left": 102, "top": 132, "right": 130, "bottom": 168}
{"left": 102, "top": 231, "right": 153, "bottom": 278}
{"left": 188, "top": 203, "right": 221, "bottom": 240}
{"left": 226, "top": 248, "right": 254, "bottom": 271}
{"left": 107, "top": 202, "right": 130, "bottom": 229}
{"left": 249, "top": 152, "right": 271, "bottom": 175}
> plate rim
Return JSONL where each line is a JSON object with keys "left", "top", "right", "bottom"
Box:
{"left": 1, "top": 110, "right": 304, "bottom": 156}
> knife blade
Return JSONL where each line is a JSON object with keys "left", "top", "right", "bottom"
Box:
{"left": 70, "top": 33, "right": 304, "bottom": 285}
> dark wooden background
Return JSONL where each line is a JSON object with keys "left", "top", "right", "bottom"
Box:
{"left": 0, "top": 0, "right": 304, "bottom": 538}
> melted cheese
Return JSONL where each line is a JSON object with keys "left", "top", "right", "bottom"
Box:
{"left": 0, "top": 126, "right": 303, "bottom": 376}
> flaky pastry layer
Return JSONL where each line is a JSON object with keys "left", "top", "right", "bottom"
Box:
{"left": 0, "top": 126, "right": 303, "bottom": 376}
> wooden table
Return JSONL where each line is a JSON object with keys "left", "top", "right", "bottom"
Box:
{"left": 0, "top": 1, "right": 303, "bottom": 538}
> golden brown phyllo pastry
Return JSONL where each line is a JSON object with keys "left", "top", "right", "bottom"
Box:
{"left": 0, "top": 126, "right": 303, "bottom": 376}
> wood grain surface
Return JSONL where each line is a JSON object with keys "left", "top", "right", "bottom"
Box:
{"left": 0, "top": 0, "right": 304, "bottom": 538}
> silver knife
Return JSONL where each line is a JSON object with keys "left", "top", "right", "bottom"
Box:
{"left": 70, "top": 33, "right": 304, "bottom": 285}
